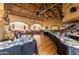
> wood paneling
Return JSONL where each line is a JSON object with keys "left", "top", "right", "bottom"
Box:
{"left": 63, "top": 4, "right": 79, "bottom": 23}
{"left": 4, "top": 3, "right": 62, "bottom": 20}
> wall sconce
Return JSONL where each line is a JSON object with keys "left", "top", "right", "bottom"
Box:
{"left": 0, "top": 17, "right": 2, "bottom": 20}
{"left": 0, "top": 19, "right": 1, "bottom": 20}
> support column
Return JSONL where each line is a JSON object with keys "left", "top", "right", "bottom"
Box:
{"left": 0, "top": 3, "right": 5, "bottom": 41}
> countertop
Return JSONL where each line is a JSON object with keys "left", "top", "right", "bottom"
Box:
{"left": 48, "top": 32, "right": 79, "bottom": 49}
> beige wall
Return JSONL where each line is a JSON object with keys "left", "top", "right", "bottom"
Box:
{"left": 9, "top": 14, "right": 64, "bottom": 30}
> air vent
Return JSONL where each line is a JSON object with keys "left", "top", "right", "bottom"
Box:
{"left": 36, "top": 12, "right": 39, "bottom": 15}
{"left": 70, "top": 7, "right": 77, "bottom": 13}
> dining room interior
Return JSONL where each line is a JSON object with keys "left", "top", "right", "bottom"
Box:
{"left": 0, "top": 3, "right": 79, "bottom": 55}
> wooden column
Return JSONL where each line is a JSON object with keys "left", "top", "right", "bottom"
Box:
{"left": 0, "top": 3, "right": 5, "bottom": 41}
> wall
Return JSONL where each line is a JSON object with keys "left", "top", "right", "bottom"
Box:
{"left": 10, "top": 22, "right": 29, "bottom": 31}
{"left": 63, "top": 4, "right": 79, "bottom": 23}
{"left": 9, "top": 14, "right": 64, "bottom": 30}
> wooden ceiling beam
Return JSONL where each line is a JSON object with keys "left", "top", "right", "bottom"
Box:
{"left": 49, "top": 9, "right": 58, "bottom": 19}
{"left": 12, "top": 4, "right": 36, "bottom": 12}
{"left": 4, "top": 3, "right": 63, "bottom": 20}
{"left": 38, "top": 4, "right": 57, "bottom": 15}
{"left": 56, "top": 4, "right": 62, "bottom": 19}
{"left": 8, "top": 9, "right": 44, "bottom": 21}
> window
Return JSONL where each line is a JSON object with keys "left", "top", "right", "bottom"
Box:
{"left": 44, "top": 26, "right": 49, "bottom": 30}
{"left": 30, "top": 24, "right": 42, "bottom": 30}
{"left": 10, "top": 22, "right": 29, "bottom": 31}
{"left": 51, "top": 25, "right": 59, "bottom": 30}
{"left": 70, "top": 7, "right": 76, "bottom": 13}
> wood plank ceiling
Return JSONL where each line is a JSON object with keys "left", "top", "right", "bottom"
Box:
{"left": 4, "top": 3, "right": 62, "bottom": 20}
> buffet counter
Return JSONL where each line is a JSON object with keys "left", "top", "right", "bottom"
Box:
{"left": 44, "top": 31, "right": 79, "bottom": 55}
{"left": 49, "top": 32, "right": 79, "bottom": 49}
{"left": 0, "top": 36, "right": 37, "bottom": 55}
{"left": 44, "top": 31, "right": 68, "bottom": 55}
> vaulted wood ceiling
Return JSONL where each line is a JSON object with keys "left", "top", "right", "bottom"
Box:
{"left": 4, "top": 3, "right": 62, "bottom": 20}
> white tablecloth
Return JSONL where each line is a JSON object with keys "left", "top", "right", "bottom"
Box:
{"left": 0, "top": 35, "right": 33, "bottom": 50}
